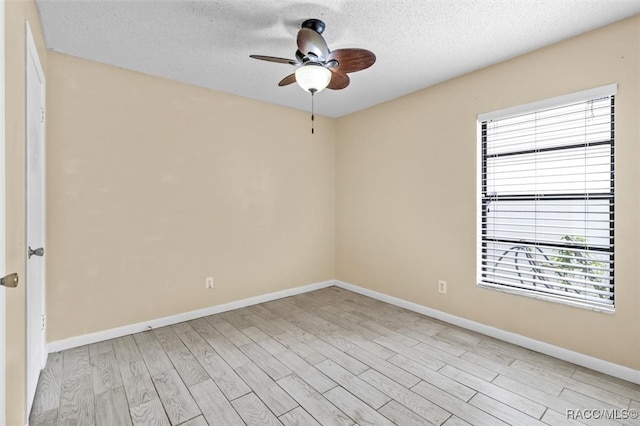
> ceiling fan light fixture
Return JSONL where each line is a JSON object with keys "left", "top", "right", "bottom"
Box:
{"left": 295, "top": 64, "right": 331, "bottom": 94}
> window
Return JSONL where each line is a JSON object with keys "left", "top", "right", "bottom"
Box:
{"left": 477, "top": 84, "right": 616, "bottom": 310}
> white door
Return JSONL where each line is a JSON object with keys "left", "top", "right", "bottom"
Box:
{"left": 0, "top": 2, "right": 6, "bottom": 424}
{"left": 25, "top": 21, "right": 46, "bottom": 416}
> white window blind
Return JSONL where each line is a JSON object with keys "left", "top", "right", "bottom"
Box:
{"left": 478, "top": 85, "right": 615, "bottom": 309}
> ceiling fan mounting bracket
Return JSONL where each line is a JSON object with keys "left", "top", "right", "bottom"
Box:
{"left": 301, "top": 19, "right": 325, "bottom": 34}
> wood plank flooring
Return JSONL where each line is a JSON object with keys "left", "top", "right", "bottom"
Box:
{"left": 29, "top": 287, "right": 640, "bottom": 425}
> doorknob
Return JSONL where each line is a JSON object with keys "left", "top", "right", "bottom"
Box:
{"left": 28, "top": 246, "right": 44, "bottom": 259}
{"left": 0, "top": 273, "right": 18, "bottom": 288}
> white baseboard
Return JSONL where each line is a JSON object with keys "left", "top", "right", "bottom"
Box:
{"left": 48, "top": 278, "right": 639, "bottom": 385}
{"left": 334, "top": 280, "right": 640, "bottom": 385}
{"left": 47, "top": 280, "right": 334, "bottom": 353}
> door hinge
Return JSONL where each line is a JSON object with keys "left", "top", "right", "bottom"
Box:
{"left": 41, "top": 314, "right": 46, "bottom": 331}
{"left": 41, "top": 107, "right": 45, "bottom": 123}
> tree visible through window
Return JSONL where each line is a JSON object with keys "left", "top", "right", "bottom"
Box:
{"left": 478, "top": 86, "right": 615, "bottom": 309}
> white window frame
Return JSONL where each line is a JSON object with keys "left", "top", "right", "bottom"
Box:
{"left": 476, "top": 84, "right": 617, "bottom": 312}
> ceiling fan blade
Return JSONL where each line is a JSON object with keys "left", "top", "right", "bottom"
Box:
{"left": 297, "top": 28, "right": 329, "bottom": 59}
{"left": 327, "top": 70, "right": 350, "bottom": 90}
{"left": 278, "top": 73, "right": 297, "bottom": 86}
{"left": 328, "top": 48, "right": 376, "bottom": 73}
{"left": 250, "top": 55, "right": 298, "bottom": 65}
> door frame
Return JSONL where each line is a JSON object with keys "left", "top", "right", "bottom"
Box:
{"left": 0, "top": 2, "right": 6, "bottom": 425}
{"left": 24, "top": 20, "right": 46, "bottom": 418}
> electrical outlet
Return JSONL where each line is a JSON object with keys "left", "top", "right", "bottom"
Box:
{"left": 438, "top": 280, "right": 447, "bottom": 294}
{"left": 205, "top": 277, "right": 214, "bottom": 289}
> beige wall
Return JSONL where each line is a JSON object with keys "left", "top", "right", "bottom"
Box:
{"left": 5, "top": 0, "right": 48, "bottom": 424}
{"left": 336, "top": 15, "right": 640, "bottom": 370}
{"left": 46, "top": 52, "right": 335, "bottom": 342}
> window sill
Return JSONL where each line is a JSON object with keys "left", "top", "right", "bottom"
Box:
{"left": 477, "top": 282, "right": 615, "bottom": 314}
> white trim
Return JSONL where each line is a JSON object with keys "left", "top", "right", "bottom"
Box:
{"left": 477, "top": 282, "right": 615, "bottom": 313}
{"left": 47, "top": 277, "right": 640, "bottom": 384}
{"left": 25, "top": 23, "right": 44, "bottom": 82}
{"left": 47, "top": 280, "right": 334, "bottom": 353}
{"left": 0, "top": 2, "right": 6, "bottom": 425}
{"left": 475, "top": 119, "right": 482, "bottom": 305}
{"left": 334, "top": 280, "right": 640, "bottom": 385}
{"left": 477, "top": 83, "right": 617, "bottom": 122}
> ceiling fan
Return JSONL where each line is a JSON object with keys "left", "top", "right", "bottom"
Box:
{"left": 250, "top": 18, "right": 376, "bottom": 94}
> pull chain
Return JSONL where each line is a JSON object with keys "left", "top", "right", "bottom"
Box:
{"left": 311, "top": 91, "right": 315, "bottom": 134}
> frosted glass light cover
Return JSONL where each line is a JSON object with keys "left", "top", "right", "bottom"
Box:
{"left": 295, "top": 64, "right": 331, "bottom": 93}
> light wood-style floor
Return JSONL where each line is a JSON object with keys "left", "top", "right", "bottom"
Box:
{"left": 29, "top": 287, "right": 640, "bottom": 426}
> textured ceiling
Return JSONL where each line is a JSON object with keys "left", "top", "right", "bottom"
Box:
{"left": 36, "top": 1, "right": 640, "bottom": 118}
